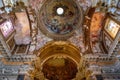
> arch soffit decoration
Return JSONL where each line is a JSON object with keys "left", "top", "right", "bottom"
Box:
{"left": 36, "top": 41, "right": 82, "bottom": 66}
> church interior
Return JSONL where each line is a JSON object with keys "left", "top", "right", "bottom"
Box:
{"left": 0, "top": 0, "right": 120, "bottom": 80}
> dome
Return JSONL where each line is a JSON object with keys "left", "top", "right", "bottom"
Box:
{"left": 38, "top": 0, "right": 83, "bottom": 40}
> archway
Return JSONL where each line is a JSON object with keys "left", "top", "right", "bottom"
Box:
{"left": 32, "top": 41, "right": 82, "bottom": 80}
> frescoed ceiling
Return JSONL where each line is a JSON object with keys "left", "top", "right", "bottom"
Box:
{"left": 38, "top": 0, "right": 83, "bottom": 40}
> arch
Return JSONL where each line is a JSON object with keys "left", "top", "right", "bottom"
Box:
{"left": 36, "top": 41, "right": 82, "bottom": 66}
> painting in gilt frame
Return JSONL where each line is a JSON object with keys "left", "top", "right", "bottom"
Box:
{"left": 104, "top": 17, "right": 120, "bottom": 39}
{"left": 2, "top": 0, "right": 13, "bottom": 6}
{"left": 0, "top": 19, "right": 14, "bottom": 38}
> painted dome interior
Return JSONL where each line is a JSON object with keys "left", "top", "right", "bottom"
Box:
{"left": 39, "top": 0, "right": 83, "bottom": 39}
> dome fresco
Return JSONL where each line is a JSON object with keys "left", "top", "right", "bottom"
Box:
{"left": 38, "top": 0, "right": 83, "bottom": 40}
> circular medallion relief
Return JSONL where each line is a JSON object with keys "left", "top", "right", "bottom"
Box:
{"left": 38, "top": 0, "right": 83, "bottom": 40}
